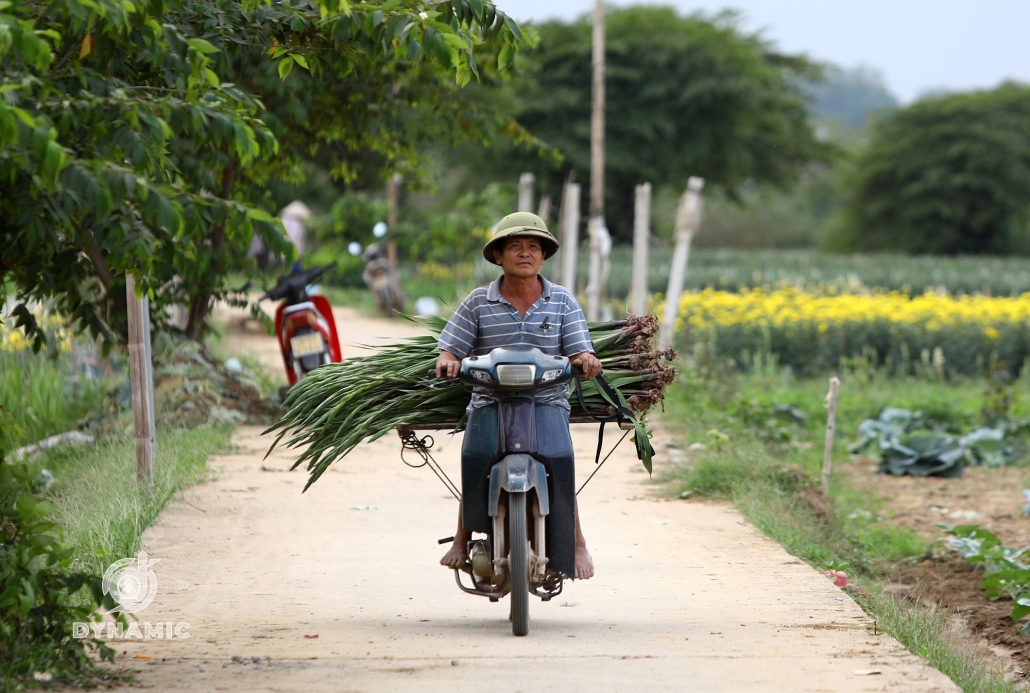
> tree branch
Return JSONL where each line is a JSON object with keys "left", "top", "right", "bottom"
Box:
{"left": 80, "top": 226, "right": 114, "bottom": 289}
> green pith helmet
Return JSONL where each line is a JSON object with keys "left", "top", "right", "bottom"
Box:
{"left": 482, "top": 212, "right": 560, "bottom": 265}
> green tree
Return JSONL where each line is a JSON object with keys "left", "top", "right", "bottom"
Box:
{"left": 831, "top": 83, "right": 1030, "bottom": 255}
{"left": 0, "top": 0, "right": 528, "bottom": 347}
{"left": 447, "top": 7, "right": 830, "bottom": 238}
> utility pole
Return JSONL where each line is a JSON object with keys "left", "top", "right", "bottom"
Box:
{"left": 586, "top": 0, "right": 605, "bottom": 321}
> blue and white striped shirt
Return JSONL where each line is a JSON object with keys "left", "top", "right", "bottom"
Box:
{"left": 438, "top": 275, "right": 594, "bottom": 410}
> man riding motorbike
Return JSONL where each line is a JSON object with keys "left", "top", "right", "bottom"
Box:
{"left": 436, "top": 212, "right": 602, "bottom": 580}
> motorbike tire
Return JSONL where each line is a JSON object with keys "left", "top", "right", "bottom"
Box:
{"left": 508, "top": 492, "right": 529, "bottom": 636}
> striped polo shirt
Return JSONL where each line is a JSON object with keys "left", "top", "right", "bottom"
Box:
{"left": 438, "top": 275, "right": 594, "bottom": 410}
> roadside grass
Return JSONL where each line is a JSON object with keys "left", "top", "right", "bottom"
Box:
{"left": 1, "top": 331, "right": 235, "bottom": 685}
{"left": 662, "top": 364, "right": 1022, "bottom": 693}
{"left": 0, "top": 348, "right": 107, "bottom": 448}
{"left": 29, "top": 421, "right": 234, "bottom": 579}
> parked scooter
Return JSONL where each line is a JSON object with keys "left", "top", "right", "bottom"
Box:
{"left": 259, "top": 263, "right": 342, "bottom": 386}
{"left": 440, "top": 346, "right": 577, "bottom": 636}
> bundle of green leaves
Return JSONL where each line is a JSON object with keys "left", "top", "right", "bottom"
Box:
{"left": 265, "top": 315, "right": 676, "bottom": 489}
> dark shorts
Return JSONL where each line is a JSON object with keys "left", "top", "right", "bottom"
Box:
{"left": 461, "top": 403, "right": 576, "bottom": 577}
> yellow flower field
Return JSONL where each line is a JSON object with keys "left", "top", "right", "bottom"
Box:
{"left": 674, "top": 287, "right": 1030, "bottom": 376}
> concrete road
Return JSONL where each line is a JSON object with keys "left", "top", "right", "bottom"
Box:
{"left": 108, "top": 307, "right": 957, "bottom": 692}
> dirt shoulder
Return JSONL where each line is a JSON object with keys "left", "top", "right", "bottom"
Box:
{"left": 109, "top": 308, "right": 958, "bottom": 692}
{"left": 845, "top": 456, "right": 1030, "bottom": 681}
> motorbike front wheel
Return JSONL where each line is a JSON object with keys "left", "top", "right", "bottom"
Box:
{"left": 508, "top": 492, "right": 529, "bottom": 636}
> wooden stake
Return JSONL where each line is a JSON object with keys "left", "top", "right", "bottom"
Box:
{"left": 561, "top": 182, "right": 581, "bottom": 292}
{"left": 126, "top": 274, "right": 155, "bottom": 488}
{"left": 630, "top": 182, "right": 651, "bottom": 315}
{"left": 822, "top": 376, "right": 841, "bottom": 497}
{"left": 659, "top": 176, "right": 704, "bottom": 349}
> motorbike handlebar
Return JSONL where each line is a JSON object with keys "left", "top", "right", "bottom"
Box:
{"left": 259, "top": 262, "right": 337, "bottom": 301}
{"left": 428, "top": 366, "right": 587, "bottom": 379}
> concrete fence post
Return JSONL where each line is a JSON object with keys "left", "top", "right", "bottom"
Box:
{"left": 630, "top": 182, "right": 652, "bottom": 316}
{"left": 659, "top": 176, "right": 705, "bottom": 350}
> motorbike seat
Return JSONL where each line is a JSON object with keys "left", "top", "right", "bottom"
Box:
{"left": 281, "top": 301, "right": 318, "bottom": 317}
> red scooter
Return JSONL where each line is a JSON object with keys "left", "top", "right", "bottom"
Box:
{"left": 259, "top": 263, "right": 342, "bottom": 386}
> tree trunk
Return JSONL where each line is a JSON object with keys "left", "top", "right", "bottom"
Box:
{"left": 184, "top": 156, "right": 238, "bottom": 341}
{"left": 81, "top": 225, "right": 114, "bottom": 289}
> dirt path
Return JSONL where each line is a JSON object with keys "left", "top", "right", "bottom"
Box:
{"left": 113, "top": 307, "right": 958, "bottom": 692}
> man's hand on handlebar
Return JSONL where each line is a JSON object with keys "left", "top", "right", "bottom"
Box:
{"left": 570, "top": 351, "right": 602, "bottom": 380}
{"left": 436, "top": 350, "right": 461, "bottom": 379}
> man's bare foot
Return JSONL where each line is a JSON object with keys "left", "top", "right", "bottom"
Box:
{"left": 440, "top": 540, "right": 468, "bottom": 569}
{"left": 574, "top": 544, "right": 594, "bottom": 579}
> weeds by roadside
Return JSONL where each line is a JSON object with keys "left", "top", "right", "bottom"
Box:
{"left": 31, "top": 423, "right": 233, "bottom": 579}
{"left": 663, "top": 363, "right": 1025, "bottom": 692}
{"left": 1, "top": 314, "right": 239, "bottom": 688}
{"left": 0, "top": 345, "right": 107, "bottom": 449}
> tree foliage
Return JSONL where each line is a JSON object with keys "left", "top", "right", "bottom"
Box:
{"left": 449, "top": 7, "right": 830, "bottom": 238}
{"left": 0, "top": 407, "right": 123, "bottom": 684}
{"left": 0, "top": 0, "right": 528, "bottom": 347}
{"left": 833, "top": 83, "right": 1030, "bottom": 255}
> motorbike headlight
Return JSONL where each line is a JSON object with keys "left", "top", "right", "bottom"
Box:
{"left": 540, "top": 368, "right": 564, "bottom": 383}
{"left": 470, "top": 369, "right": 493, "bottom": 383}
{"left": 496, "top": 364, "right": 535, "bottom": 387}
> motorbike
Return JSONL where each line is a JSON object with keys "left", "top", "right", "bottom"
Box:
{"left": 443, "top": 346, "right": 577, "bottom": 636}
{"left": 259, "top": 263, "right": 342, "bottom": 386}
{"left": 361, "top": 242, "right": 404, "bottom": 317}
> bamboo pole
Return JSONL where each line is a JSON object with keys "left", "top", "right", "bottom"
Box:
{"left": 630, "top": 182, "right": 652, "bottom": 316}
{"left": 561, "top": 182, "right": 581, "bottom": 292}
{"left": 659, "top": 176, "right": 704, "bottom": 350}
{"left": 126, "top": 274, "right": 155, "bottom": 488}
{"left": 822, "top": 377, "right": 841, "bottom": 497}
{"left": 586, "top": 0, "right": 605, "bottom": 321}
{"left": 518, "top": 173, "right": 535, "bottom": 213}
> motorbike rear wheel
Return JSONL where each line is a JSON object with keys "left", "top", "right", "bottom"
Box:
{"left": 508, "top": 492, "right": 529, "bottom": 636}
